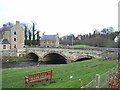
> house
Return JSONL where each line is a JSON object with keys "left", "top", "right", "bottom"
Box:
{"left": 114, "top": 33, "right": 120, "bottom": 42}
{"left": 0, "top": 38, "right": 10, "bottom": 50}
{"left": 0, "top": 21, "right": 24, "bottom": 50}
{"left": 40, "top": 34, "right": 59, "bottom": 47}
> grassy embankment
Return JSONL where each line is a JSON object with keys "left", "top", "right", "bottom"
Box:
{"left": 60, "top": 44, "right": 95, "bottom": 48}
{"left": 2, "top": 58, "right": 117, "bottom": 88}
{"left": 2, "top": 56, "right": 30, "bottom": 62}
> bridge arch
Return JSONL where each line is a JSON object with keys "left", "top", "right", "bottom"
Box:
{"left": 27, "top": 52, "right": 39, "bottom": 61}
{"left": 74, "top": 55, "right": 94, "bottom": 62}
{"left": 43, "top": 52, "right": 68, "bottom": 64}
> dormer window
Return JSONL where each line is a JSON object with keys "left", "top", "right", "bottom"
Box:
{"left": 14, "top": 32, "right": 16, "bottom": 35}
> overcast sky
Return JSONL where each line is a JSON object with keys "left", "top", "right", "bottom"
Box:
{"left": 0, "top": 0, "right": 119, "bottom": 37}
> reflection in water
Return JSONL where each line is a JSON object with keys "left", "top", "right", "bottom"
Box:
{"left": 2, "top": 61, "right": 40, "bottom": 69}
{"left": 2, "top": 60, "right": 61, "bottom": 69}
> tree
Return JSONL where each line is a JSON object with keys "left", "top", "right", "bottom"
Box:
{"left": 88, "top": 33, "right": 92, "bottom": 38}
{"left": 101, "top": 28, "right": 107, "bottom": 34}
{"left": 23, "top": 24, "right": 28, "bottom": 45}
{"left": 118, "top": 33, "right": 120, "bottom": 48}
{"left": 106, "top": 27, "right": 114, "bottom": 34}
{"left": 28, "top": 30, "right": 32, "bottom": 46}
{"left": 101, "top": 27, "right": 114, "bottom": 35}
{"left": 31, "top": 22, "right": 37, "bottom": 45}
{"left": 21, "top": 22, "right": 41, "bottom": 46}
{"left": 36, "top": 31, "right": 40, "bottom": 45}
{"left": 93, "top": 29, "right": 100, "bottom": 37}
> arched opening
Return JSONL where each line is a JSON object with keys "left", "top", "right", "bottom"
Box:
{"left": 43, "top": 53, "right": 67, "bottom": 64}
{"left": 75, "top": 57, "right": 93, "bottom": 62}
{"left": 27, "top": 53, "right": 39, "bottom": 61}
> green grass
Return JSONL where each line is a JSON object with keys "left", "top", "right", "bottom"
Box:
{"left": 60, "top": 44, "right": 95, "bottom": 48}
{"left": 2, "top": 56, "right": 30, "bottom": 62}
{"left": 69, "top": 44, "right": 95, "bottom": 48}
{"left": 2, "top": 58, "right": 117, "bottom": 88}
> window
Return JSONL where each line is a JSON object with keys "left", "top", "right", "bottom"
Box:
{"left": 14, "top": 32, "right": 16, "bottom": 35}
{"left": 14, "top": 45, "right": 16, "bottom": 48}
{"left": 14, "top": 38, "right": 16, "bottom": 41}
{"left": 3, "top": 45, "right": 6, "bottom": 49}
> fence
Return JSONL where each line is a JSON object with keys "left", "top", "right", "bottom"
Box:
{"left": 84, "top": 66, "right": 118, "bottom": 88}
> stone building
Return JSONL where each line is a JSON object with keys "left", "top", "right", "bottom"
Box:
{"left": 40, "top": 34, "right": 59, "bottom": 47}
{"left": 0, "top": 38, "right": 10, "bottom": 50}
{"left": 0, "top": 21, "right": 24, "bottom": 50}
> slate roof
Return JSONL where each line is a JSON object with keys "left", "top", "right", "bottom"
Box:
{"left": 0, "top": 25, "right": 13, "bottom": 32}
{"left": 0, "top": 38, "right": 10, "bottom": 44}
{"left": 41, "top": 35, "right": 58, "bottom": 41}
{"left": 0, "top": 22, "right": 24, "bottom": 32}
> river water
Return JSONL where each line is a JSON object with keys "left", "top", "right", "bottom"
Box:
{"left": 2, "top": 61, "right": 44, "bottom": 69}
{"left": 2, "top": 60, "right": 63, "bottom": 69}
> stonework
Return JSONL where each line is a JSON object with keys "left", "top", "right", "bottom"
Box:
{"left": 0, "top": 21, "right": 25, "bottom": 50}
{"left": 40, "top": 34, "right": 59, "bottom": 47}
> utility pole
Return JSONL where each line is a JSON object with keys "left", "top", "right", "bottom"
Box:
{"left": 72, "top": 34, "right": 73, "bottom": 46}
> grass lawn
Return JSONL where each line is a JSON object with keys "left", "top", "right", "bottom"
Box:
{"left": 2, "top": 58, "right": 117, "bottom": 88}
{"left": 2, "top": 56, "right": 30, "bottom": 62}
{"left": 61, "top": 44, "right": 95, "bottom": 48}
{"left": 69, "top": 44, "right": 95, "bottom": 48}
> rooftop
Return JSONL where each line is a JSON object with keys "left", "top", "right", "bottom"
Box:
{"left": 0, "top": 38, "right": 10, "bottom": 44}
{"left": 41, "top": 35, "right": 59, "bottom": 41}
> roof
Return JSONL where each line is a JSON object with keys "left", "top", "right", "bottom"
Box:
{"left": 0, "top": 38, "right": 10, "bottom": 44}
{"left": 0, "top": 24, "right": 13, "bottom": 32}
{"left": 0, "top": 21, "right": 24, "bottom": 32}
{"left": 41, "top": 35, "right": 59, "bottom": 41}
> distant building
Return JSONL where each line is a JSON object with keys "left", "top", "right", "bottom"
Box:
{"left": 76, "top": 35, "right": 81, "bottom": 40}
{"left": 40, "top": 33, "right": 59, "bottom": 47}
{"left": 0, "top": 21, "right": 24, "bottom": 50}
{"left": 114, "top": 33, "right": 120, "bottom": 42}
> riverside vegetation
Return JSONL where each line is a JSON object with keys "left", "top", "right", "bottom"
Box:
{"left": 2, "top": 56, "right": 30, "bottom": 62}
{"left": 2, "top": 58, "right": 117, "bottom": 88}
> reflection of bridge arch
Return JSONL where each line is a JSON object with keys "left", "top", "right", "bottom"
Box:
{"left": 43, "top": 52, "right": 68, "bottom": 64}
{"left": 27, "top": 52, "right": 39, "bottom": 61}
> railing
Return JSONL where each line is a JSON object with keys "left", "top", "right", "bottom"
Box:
{"left": 84, "top": 66, "right": 118, "bottom": 88}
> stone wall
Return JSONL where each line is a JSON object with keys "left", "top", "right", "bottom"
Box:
{"left": 1, "top": 50, "right": 17, "bottom": 57}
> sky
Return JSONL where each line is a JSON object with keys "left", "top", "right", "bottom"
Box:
{"left": 0, "top": 0, "right": 119, "bottom": 37}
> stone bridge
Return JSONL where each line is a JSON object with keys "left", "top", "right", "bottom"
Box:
{"left": 1, "top": 47, "right": 118, "bottom": 64}
{"left": 25, "top": 48, "right": 103, "bottom": 64}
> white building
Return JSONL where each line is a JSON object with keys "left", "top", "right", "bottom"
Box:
{"left": 114, "top": 33, "right": 120, "bottom": 42}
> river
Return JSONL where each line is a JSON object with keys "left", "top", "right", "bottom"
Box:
{"left": 2, "top": 60, "right": 63, "bottom": 69}
{"left": 2, "top": 61, "right": 40, "bottom": 69}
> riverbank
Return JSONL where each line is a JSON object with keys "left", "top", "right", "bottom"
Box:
{"left": 2, "top": 58, "right": 117, "bottom": 88}
{"left": 1, "top": 56, "right": 31, "bottom": 63}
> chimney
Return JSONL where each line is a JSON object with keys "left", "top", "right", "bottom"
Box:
{"left": 43, "top": 32, "right": 45, "bottom": 35}
{"left": 16, "top": 21, "right": 20, "bottom": 25}
{"left": 3, "top": 24, "right": 6, "bottom": 27}
{"left": 57, "top": 33, "right": 59, "bottom": 38}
